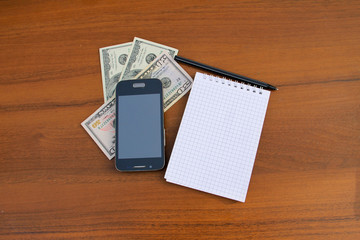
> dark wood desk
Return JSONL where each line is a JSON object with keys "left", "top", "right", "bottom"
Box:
{"left": 1, "top": 1, "right": 359, "bottom": 239}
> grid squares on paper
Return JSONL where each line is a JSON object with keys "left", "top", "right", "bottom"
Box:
{"left": 165, "top": 72, "right": 270, "bottom": 202}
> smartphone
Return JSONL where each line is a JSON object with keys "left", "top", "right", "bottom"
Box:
{"left": 115, "top": 79, "right": 165, "bottom": 171}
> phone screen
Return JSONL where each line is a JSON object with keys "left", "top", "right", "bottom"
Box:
{"left": 117, "top": 93, "right": 161, "bottom": 159}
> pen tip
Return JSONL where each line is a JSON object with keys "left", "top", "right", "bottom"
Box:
{"left": 269, "top": 86, "right": 278, "bottom": 91}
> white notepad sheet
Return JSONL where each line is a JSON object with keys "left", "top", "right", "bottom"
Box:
{"left": 165, "top": 72, "right": 270, "bottom": 202}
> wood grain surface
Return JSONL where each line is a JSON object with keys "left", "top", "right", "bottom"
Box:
{"left": 1, "top": 0, "right": 359, "bottom": 239}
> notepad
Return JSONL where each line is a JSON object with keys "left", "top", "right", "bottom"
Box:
{"left": 165, "top": 72, "right": 270, "bottom": 202}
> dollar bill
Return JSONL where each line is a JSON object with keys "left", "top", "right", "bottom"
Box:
{"left": 135, "top": 52, "right": 193, "bottom": 112}
{"left": 99, "top": 42, "right": 132, "bottom": 102}
{"left": 120, "top": 37, "right": 179, "bottom": 81}
{"left": 81, "top": 98, "right": 116, "bottom": 160}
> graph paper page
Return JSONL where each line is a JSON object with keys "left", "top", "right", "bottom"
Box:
{"left": 165, "top": 72, "right": 270, "bottom": 202}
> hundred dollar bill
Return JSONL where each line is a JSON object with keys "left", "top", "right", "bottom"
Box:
{"left": 81, "top": 98, "right": 116, "bottom": 160}
{"left": 135, "top": 52, "right": 193, "bottom": 112}
{"left": 99, "top": 42, "right": 132, "bottom": 102}
{"left": 120, "top": 37, "right": 179, "bottom": 81}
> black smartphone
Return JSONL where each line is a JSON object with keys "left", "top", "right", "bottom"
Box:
{"left": 115, "top": 79, "right": 165, "bottom": 171}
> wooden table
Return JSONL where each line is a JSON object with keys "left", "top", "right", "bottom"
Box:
{"left": 1, "top": 1, "right": 359, "bottom": 239}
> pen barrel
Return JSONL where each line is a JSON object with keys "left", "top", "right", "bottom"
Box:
{"left": 175, "top": 55, "right": 276, "bottom": 90}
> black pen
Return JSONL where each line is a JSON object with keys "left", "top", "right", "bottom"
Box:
{"left": 174, "top": 55, "right": 278, "bottom": 91}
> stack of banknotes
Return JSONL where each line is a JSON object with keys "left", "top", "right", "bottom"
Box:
{"left": 81, "top": 37, "right": 194, "bottom": 159}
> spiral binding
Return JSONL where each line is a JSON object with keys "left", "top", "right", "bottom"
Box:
{"left": 202, "top": 73, "right": 263, "bottom": 95}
